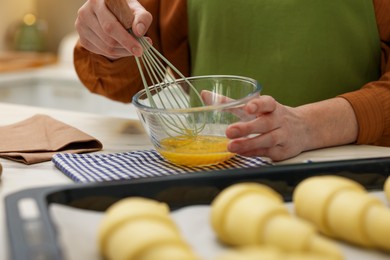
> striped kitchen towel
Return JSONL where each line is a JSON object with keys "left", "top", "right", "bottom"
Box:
{"left": 52, "top": 150, "right": 271, "bottom": 183}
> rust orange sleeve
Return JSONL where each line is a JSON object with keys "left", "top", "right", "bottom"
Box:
{"left": 339, "top": 0, "right": 390, "bottom": 147}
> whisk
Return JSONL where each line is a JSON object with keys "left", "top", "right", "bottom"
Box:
{"left": 105, "top": 0, "right": 205, "bottom": 138}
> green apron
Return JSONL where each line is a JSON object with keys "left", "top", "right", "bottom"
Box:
{"left": 187, "top": 0, "right": 381, "bottom": 106}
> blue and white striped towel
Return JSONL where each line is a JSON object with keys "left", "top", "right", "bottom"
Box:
{"left": 52, "top": 150, "right": 272, "bottom": 183}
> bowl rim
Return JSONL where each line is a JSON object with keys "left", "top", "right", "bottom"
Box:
{"left": 131, "top": 75, "right": 262, "bottom": 114}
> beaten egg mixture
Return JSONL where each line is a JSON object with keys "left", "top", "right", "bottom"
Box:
{"left": 158, "top": 135, "right": 235, "bottom": 166}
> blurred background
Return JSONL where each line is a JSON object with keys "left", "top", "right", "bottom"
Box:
{"left": 0, "top": 0, "right": 83, "bottom": 53}
{"left": 0, "top": 0, "right": 134, "bottom": 118}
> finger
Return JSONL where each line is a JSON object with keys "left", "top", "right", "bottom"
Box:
{"left": 228, "top": 131, "right": 300, "bottom": 161}
{"left": 238, "top": 145, "right": 298, "bottom": 162}
{"left": 200, "top": 90, "right": 256, "bottom": 121}
{"left": 77, "top": 16, "right": 130, "bottom": 59}
{"left": 245, "top": 95, "right": 277, "bottom": 115}
{"left": 228, "top": 138, "right": 284, "bottom": 161}
{"left": 228, "top": 131, "right": 281, "bottom": 154}
{"left": 129, "top": 0, "right": 153, "bottom": 37}
{"left": 76, "top": 3, "right": 129, "bottom": 57}
{"left": 200, "top": 90, "right": 234, "bottom": 104}
{"left": 80, "top": 37, "right": 131, "bottom": 59}
{"left": 226, "top": 115, "right": 281, "bottom": 139}
{"left": 236, "top": 146, "right": 285, "bottom": 161}
{"left": 86, "top": 0, "right": 142, "bottom": 56}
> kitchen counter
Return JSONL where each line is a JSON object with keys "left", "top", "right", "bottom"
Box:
{"left": 0, "top": 61, "right": 137, "bottom": 118}
{"left": 1, "top": 102, "right": 390, "bottom": 259}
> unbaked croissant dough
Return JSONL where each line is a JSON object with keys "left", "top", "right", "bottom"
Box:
{"left": 210, "top": 182, "right": 342, "bottom": 259}
{"left": 294, "top": 175, "right": 390, "bottom": 251}
{"left": 98, "top": 197, "right": 199, "bottom": 260}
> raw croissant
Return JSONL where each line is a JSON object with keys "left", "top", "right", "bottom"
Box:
{"left": 294, "top": 175, "right": 390, "bottom": 251}
{"left": 210, "top": 182, "right": 342, "bottom": 259}
{"left": 98, "top": 197, "right": 199, "bottom": 260}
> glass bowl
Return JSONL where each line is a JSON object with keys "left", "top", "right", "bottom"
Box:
{"left": 132, "top": 75, "right": 262, "bottom": 166}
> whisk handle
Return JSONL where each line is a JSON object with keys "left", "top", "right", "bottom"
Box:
{"left": 105, "top": 0, "right": 135, "bottom": 30}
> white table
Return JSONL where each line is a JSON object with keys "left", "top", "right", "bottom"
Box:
{"left": 1, "top": 102, "right": 390, "bottom": 259}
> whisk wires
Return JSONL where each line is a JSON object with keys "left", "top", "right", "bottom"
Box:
{"left": 130, "top": 30, "right": 206, "bottom": 138}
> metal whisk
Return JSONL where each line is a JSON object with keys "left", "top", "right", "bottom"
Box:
{"left": 105, "top": 0, "right": 205, "bottom": 137}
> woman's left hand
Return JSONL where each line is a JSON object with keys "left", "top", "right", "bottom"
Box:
{"left": 225, "top": 95, "right": 309, "bottom": 161}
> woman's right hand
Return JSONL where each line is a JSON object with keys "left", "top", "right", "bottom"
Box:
{"left": 75, "top": 0, "right": 152, "bottom": 60}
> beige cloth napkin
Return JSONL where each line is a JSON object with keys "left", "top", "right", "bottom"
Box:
{"left": 0, "top": 114, "right": 103, "bottom": 164}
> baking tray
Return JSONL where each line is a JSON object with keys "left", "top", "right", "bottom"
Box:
{"left": 5, "top": 156, "right": 390, "bottom": 260}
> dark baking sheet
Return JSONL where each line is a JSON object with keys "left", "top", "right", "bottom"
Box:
{"left": 5, "top": 157, "right": 390, "bottom": 260}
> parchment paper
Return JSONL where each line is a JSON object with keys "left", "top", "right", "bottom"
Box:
{"left": 49, "top": 191, "right": 390, "bottom": 260}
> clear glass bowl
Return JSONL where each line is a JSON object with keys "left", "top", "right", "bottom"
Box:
{"left": 132, "top": 75, "right": 262, "bottom": 166}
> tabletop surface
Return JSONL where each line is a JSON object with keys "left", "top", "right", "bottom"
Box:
{"left": 1, "top": 102, "right": 390, "bottom": 260}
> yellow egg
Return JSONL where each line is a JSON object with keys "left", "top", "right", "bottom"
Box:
{"left": 158, "top": 135, "right": 235, "bottom": 166}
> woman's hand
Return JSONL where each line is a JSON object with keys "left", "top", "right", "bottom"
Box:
{"left": 226, "top": 95, "right": 306, "bottom": 161}
{"left": 75, "top": 0, "right": 152, "bottom": 60}
{"left": 226, "top": 96, "right": 358, "bottom": 161}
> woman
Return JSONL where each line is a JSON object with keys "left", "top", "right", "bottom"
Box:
{"left": 74, "top": 0, "right": 390, "bottom": 161}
